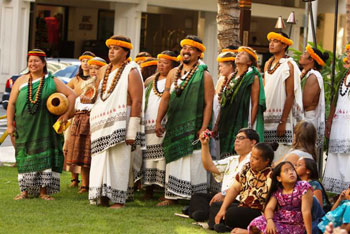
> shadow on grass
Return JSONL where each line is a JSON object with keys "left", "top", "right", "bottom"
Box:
{"left": 0, "top": 167, "right": 216, "bottom": 234}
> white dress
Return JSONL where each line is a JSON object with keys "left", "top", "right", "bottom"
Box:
{"left": 323, "top": 72, "right": 350, "bottom": 194}
{"left": 142, "top": 78, "right": 166, "bottom": 187}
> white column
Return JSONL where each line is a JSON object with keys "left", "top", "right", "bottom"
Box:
{"left": 307, "top": 0, "right": 318, "bottom": 44}
{"left": 0, "top": 0, "right": 31, "bottom": 88}
{"left": 112, "top": 2, "right": 144, "bottom": 59}
{"left": 203, "top": 11, "right": 218, "bottom": 83}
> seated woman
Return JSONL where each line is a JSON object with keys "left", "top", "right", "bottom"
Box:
{"left": 214, "top": 143, "right": 275, "bottom": 233}
{"left": 318, "top": 186, "right": 350, "bottom": 233}
{"left": 248, "top": 161, "right": 313, "bottom": 234}
{"left": 188, "top": 128, "right": 259, "bottom": 223}
{"left": 296, "top": 157, "right": 331, "bottom": 209}
{"left": 276, "top": 120, "right": 317, "bottom": 166}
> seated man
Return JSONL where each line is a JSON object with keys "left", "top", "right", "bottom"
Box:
{"left": 187, "top": 128, "right": 259, "bottom": 226}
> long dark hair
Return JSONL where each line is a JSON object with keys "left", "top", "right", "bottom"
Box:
{"left": 303, "top": 158, "right": 331, "bottom": 207}
{"left": 293, "top": 121, "right": 317, "bottom": 161}
{"left": 265, "top": 161, "right": 301, "bottom": 208}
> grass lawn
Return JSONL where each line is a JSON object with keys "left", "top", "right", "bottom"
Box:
{"left": 0, "top": 166, "right": 215, "bottom": 234}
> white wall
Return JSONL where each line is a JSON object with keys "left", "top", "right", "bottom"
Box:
{"left": 0, "top": 0, "right": 31, "bottom": 87}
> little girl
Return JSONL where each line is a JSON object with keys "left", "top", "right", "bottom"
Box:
{"left": 318, "top": 186, "right": 350, "bottom": 233}
{"left": 248, "top": 161, "right": 313, "bottom": 234}
{"left": 296, "top": 157, "right": 331, "bottom": 210}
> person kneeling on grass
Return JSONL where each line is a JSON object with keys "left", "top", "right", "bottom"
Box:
{"left": 188, "top": 128, "right": 258, "bottom": 224}
{"left": 248, "top": 161, "right": 313, "bottom": 234}
{"left": 213, "top": 143, "right": 275, "bottom": 233}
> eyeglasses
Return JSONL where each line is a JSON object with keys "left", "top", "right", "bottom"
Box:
{"left": 235, "top": 135, "right": 248, "bottom": 141}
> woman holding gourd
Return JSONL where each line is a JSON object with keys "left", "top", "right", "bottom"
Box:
{"left": 7, "top": 49, "right": 76, "bottom": 200}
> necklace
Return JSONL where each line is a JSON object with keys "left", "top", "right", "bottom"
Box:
{"left": 218, "top": 72, "right": 235, "bottom": 103}
{"left": 267, "top": 56, "right": 289, "bottom": 75}
{"left": 174, "top": 63, "right": 199, "bottom": 97}
{"left": 152, "top": 73, "right": 164, "bottom": 97}
{"left": 219, "top": 70, "right": 248, "bottom": 105}
{"left": 27, "top": 73, "right": 45, "bottom": 115}
{"left": 100, "top": 61, "right": 128, "bottom": 102}
{"left": 339, "top": 69, "right": 350, "bottom": 96}
{"left": 300, "top": 69, "right": 311, "bottom": 80}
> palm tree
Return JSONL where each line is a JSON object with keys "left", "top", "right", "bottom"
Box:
{"left": 217, "top": 0, "right": 241, "bottom": 51}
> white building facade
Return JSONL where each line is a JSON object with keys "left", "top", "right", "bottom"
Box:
{"left": 0, "top": 0, "right": 346, "bottom": 88}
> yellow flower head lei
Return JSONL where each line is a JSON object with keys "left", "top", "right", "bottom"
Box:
{"left": 267, "top": 32, "right": 293, "bottom": 46}
{"left": 177, "top": 55, "right": 182, "bottom": 61}
{"left": 134, "top": 56, "right": 151, "bottom": 63}
{"left": 88, "top": 57, "right": 107, "bottom": 67}
{"left": 79, "top": 55, "right": 94, "bottom": 61}
{"left": 200, "top": 53, "right": 204, "bottom": 59}
{"left": 28, "top": 50, "right": 46, "bottom": 57}
{"left": 157, "top": 53, "right": 178, "bottom": 62}
{"left": 128, "top": 57, "right": 132, "bottom": 62}
{"left": 105, "top": 38, "right": 133, "bottom": 50}
{"left": 217, "top": 52, "right": 235, "bottom": 63}
{"left": 343, "top": 57, "right": 349, "bottom": 64}
{"left": 140, "top": 60, "right": 158, "bottom": 68}
{"left": 180, "top": 39, "right": 206, "bottom": 52}
{"left": 306, "top": 45, "right": 325, "bottom": 67}
{"left": 238, "top": 46, "right": 258, "bottom": 63}
{"left": 221, "top": 48, "right": 239, "bottom": 54}
{"left": 346, "top": 44, "right": 350, "bottom": 51}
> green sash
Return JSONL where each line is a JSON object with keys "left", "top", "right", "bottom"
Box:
{"left": 144, "top": 81, "right": 153, "bottom": 112}
{"left": 163, "top": 64, "right": 206, "bottom": 164}
{"left": 15, "top": 74, "right": 64, "bottom": 174}
{"left": 219, "top": 66, "right": 266, "bottom": 156}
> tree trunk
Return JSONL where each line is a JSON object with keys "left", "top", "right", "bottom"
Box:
{"left": 347, "top": 0, "right": 350, "bottom": 43}
{"left": 217, "top": 0, "right": 241, "bottom": 52}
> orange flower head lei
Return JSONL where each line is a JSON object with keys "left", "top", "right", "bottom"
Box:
{"left": 200, "top": 53, "right": 204, "bottom": 59}
{"left": 217, "top": 52, "right": 236, "bottom": 63}
{"left": 267, "top": 32, "right": 293, "bottom": 46}
{"left": 105, "top": 38, "right": 133, "bottom": 50}
{"left": 180, "top": 39, "right": 206, "bottom": 52}
{"left": 221, "top": 48, "right": 239, "bottom": 54}
{"left": 306, "top": 45, "right": 325, "bottom": 67}
{"left": 343, "top": 57, "right": 349, "bottom": 64}
{"left": 88, "top": 57, "right": 107, "bottom": 67}
{"left": 157, "top": 53, "right": 178, "bottom": 62}
{"left": 28, "top": 49, "right": 46, "bottom": 57}
{"left": 141, "top": 60, "right": 158, "bottom": 68}
{"left": 79, "top": 55, "right": 94, "bottom": 61}
{"left": 177, "top": 55, "right": 182, "bottom": 61}
{"left": 238, "top": 46, "right": 258, "bottom": 63}
{"left": 134, "top": 56, "right": 151, "bottom": 63}
{"left": 346, "top": 44, "right": 350, "bottom": 51}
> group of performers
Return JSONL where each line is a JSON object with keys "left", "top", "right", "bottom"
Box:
{"left": 5, "top": 29, "right": 350, "bottom": 232}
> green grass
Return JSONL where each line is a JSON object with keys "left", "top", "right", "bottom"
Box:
{"left": 0, "top": 166, "right": 215, "bottom": 234}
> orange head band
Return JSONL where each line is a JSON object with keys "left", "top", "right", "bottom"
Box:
{"left": 180, "top": 39, "right": 206, "bottom": 52}
{"left": 88, "top": 57, "right": 107, "bottom": 67}
{"left": 79, "top": 55, "right": 94, "bottom": 61}
{"left": 28, "top": 50, "right": 46, "bottom": 57}
{"left": 267, "top": 32, "right": 293, "bottom": 46}
{"left": 141, "top": 60, "right": 158, "bottom": 68}
{"left": 157, "top": 54, "right": 178, "bottom": 62}
{"left": 221, "top": 49, "right": 238, "bottom": 53}
{"left": 134, "top": 56, "right": 151, "bottom": 62}
{"left": 306, "top": 45, "right": 325, "bottom": 67}
{"left": 105, "top": 39, "right": 133, "bottom": 50}
{"left": 238, "top": 46, "right": 258, "bottom": 63}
